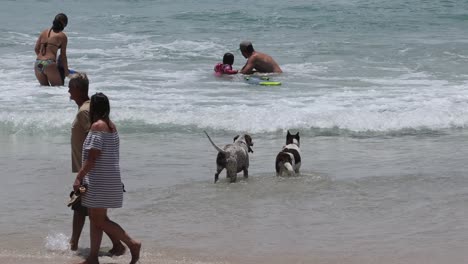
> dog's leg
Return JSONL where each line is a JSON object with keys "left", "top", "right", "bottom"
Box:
{"left": 229, "top": 172, "right": 237, "bottom": 183}
{"left": 243, "top": 167, "right": 249, "bottom": 179}
{"left": 226, "top": 159, "right": 238, "bottom": 183}
{"left": 227, "top": 167, "right": 237, "bottom": 183}
{"left": 275, "top": 163, "right": 281, "bottom": 176}
{"left": 279, "top": 165, "right": 286, "bottom": 177}
{"left": 278, "top": 166, "right": 283, "bottom": 177}
{"left": 294, "top": 163, "right": 301, "bottom": 174}
{"left": 215, "top": 166, "right": 224, "bottom": 183}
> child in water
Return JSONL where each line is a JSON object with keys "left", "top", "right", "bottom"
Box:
{"left": 214, "top": 52, "right": 238, "bottom": 76}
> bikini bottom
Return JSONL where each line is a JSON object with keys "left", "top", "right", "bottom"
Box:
{"left": 35, "top": 59, "right": 55, "bottom": 74}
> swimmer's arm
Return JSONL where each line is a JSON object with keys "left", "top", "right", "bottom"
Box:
{"left": 34, "top": 31, "right": 44, "bottom": 56}
{"left": 60, "top": 35, "right": 69, "bottom": 76}
{"left": 224, "top": 69, "right": 238, "bottom": 74}
{"left": 240, "top": 58, "right": 255, "bottom": 74}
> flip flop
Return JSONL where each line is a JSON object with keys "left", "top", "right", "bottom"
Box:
{"left": 67, "top": 191, "right": 81, "bottom": 207}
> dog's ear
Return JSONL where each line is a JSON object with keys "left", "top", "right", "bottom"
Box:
{"left": 233, "top": 135, "right": 239, "bottom": 142}
{"left": 286, "top": 131, "right": 293, "bottom": 145}
{"left": 244, "top": 134, "right": 253, "bottom": 146}
{"left": 244, "top": 134, "right": 254, "bottom": 153}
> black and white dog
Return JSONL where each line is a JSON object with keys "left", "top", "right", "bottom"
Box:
{"left": 275, "top": 131, "right": 301, "bottom": 176}
{"left": 204, "top": 131, "right": 254, "bottom": 183}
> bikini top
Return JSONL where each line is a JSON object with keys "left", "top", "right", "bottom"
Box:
{"left": 40, "top": 28, "right": 61, "bottom": 56}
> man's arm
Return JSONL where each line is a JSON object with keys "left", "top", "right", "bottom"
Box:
{"left": 77, "top": 110, "right": 90, "bottom": 133}
{"left": 240, "top": 57, "right": 256, "bottom": 74}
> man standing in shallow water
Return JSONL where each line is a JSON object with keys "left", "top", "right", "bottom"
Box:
{"left": 239, "top": 41, "right": 282, "bottom": 74}
{"left": 68, "top": 73, "right": 125, "bottom": 255}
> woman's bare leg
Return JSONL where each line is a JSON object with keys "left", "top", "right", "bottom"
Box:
{"left": 89, "top": 220, "right": 103, "bottom": 264}
{"left": 76, "top": 214, "right": 103, "bottom": 264}
{"left": 69, "top": 208, "right": 123, "bottom": 254}
{"left": 45, "top": 63, "right": 64, "bottom": 86}
{"left": 34, "top": 67, "right": 49, "bottom": 86}
{"left": 89, "top": 208, "right": 141, "bottom": 264}
{"left": 105, "top": 218, "right": 141, "bottom": 263}
{"left": 106, "top": 216, "right": 126, "bottom": 256}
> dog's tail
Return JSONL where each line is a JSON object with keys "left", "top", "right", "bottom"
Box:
{"left": 204, "top": 131, "right": 227, "bottom": 154}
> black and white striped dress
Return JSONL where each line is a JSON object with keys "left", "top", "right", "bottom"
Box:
{"left": 81, "top": 131, "right": 123, "bottom": 208}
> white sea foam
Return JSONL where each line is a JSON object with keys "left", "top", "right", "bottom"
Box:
{"left": 44, "top": 233, "right": 69, "bottom": 251}
{"left": 2, "top": 67, "right": 468, "bottom": 135}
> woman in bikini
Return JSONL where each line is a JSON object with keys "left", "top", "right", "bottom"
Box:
{"left": 34, "top": 13, "right": 69, "bottom": 86}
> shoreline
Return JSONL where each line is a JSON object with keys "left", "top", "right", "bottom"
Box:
{"left": 1, "top": 239, "right": 467, "bottom": 264}
{"left": 1, "top": 250, "right": 467, "bottom": 264}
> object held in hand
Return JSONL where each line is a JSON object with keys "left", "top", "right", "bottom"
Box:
{"left": 67, "top": 185, "right": 86, "bottom": 207}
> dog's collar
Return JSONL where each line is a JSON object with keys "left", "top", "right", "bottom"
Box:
{"left": 239, "top": 141, "right": 254, "bottom": 153}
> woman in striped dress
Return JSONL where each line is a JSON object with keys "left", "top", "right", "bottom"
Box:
{"left": 73, "top": 93, "right": 141, "bottom": 264}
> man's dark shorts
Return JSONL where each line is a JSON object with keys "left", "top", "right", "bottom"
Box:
{"left": 71, "top": 199, "right": 88, "bottom": 216}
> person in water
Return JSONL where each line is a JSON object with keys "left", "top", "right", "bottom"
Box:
{"left": 34, "top": 13, "right": 69, "bottom": 86}
{"left": 239, "top": 41, "right": 282, "bottom": 74}
{"left": 214, "top": 52, "right": 238, "bottom": 76}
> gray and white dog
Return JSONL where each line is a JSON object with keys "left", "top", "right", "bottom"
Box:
{"left": 204, "top": 131, "right": 254, "bottom": 183}
{"left": 275, "top": 131, "right": 301, "bottom": 176}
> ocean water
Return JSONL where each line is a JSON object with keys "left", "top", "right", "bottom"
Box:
{"left": 1, "top": 0, "right": 468, "bottom": 263}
